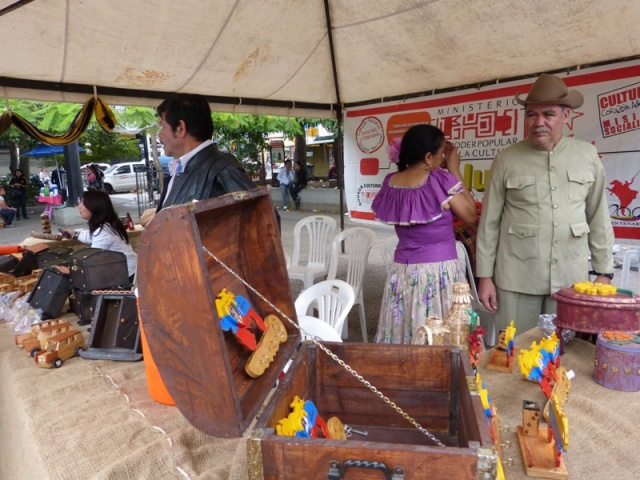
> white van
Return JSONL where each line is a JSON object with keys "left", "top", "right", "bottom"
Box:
{"left": 103, "top": 161, "right": 147, "bottom": 193}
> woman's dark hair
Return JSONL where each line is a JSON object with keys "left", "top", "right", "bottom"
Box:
{"left": 82, "top": 190, "right": 130, "bottom": 244}
{"left": 294, "top": 160, "right": 304, "bottom": 168}
{"left": 156, "top": 93, "right": 214, "bottom": 141}
{"left": 396, "top": 124, "right": 445, "bottom": 172}
{"left": 14, "top": 169, "right": 24, "bottom": 176}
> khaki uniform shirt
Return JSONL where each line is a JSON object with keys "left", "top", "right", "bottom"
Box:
{"left": 476, "top": 136, "right": 614, "bottom": 295}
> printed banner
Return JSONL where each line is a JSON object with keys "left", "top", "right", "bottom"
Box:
{"left": 344, "top": 60, "right": 640, "bottom": 241}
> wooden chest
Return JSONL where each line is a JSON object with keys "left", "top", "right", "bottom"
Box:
{"left": 69, "top": 248, "right": 131, "bottom": 290}
{"left": 594, "top": 334, "right": 640, "bottom": 392}
{"left": 27, "top": 267, "right": 72, "bottom": 319}
{"left": 137, "top": 188, "right": 497, "bottom": 479}
{"left": 552, "top": 287, "right": 640, "bottom": 334}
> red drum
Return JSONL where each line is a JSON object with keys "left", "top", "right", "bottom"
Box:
{"left": 594, "top": 334, "right": 640, "bottom": 392}
{"left": 552, "top": 288, "right": 640, "bottom": 334}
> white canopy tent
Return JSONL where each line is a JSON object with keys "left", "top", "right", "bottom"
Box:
{"left": 1, "top": 0, "right": 639, "bottom": 117}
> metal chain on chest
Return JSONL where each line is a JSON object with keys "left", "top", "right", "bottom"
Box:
{"left": 202, "top": 246, "right": 446, "bottom": 448}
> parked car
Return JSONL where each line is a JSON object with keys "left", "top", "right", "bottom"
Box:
{"left": 102, "top": 161, "right": 147, "bottom": 193}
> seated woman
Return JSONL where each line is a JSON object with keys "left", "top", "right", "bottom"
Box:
{"left": 0, "top": 185, "right": 17, "bottom": 227}
{"left": 61, "top": 191, "right": 137, "bottom": 282}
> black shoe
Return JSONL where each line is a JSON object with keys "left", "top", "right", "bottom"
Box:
{"left": 294, "top": 199, "right": 300, "bottom": 210}
{"left": 23, "top": 216, "right": 29, "bottom": 220}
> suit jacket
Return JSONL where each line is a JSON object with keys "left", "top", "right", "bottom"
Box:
{"left": 157, "top": 144, "right": 256, "bottom": 212}
{"left": 476, "top": 136, "right": 614, "bottom": 295}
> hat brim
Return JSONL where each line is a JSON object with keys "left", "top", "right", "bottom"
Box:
{"left": 515, "top": 90, "right": 583, "bottom": 109}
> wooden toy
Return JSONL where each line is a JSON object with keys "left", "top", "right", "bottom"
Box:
{"left": 594, "top": 331, "right": 640, "bottom": 391}
{"left": 516, "top": 397, "right": 568, "bottom": 479}
{"left": 518, "top": 334, "right": 562, "bottom": 398}
{"left": 444, "top": 282, "right": 472, "bottom": 348}
{"left": 22, "top": 321, "right": 74, "bottom": 357}
{"left": 34, "top": 329, "right": 86, "bottom": 368}
{"left": 544, "top": 367, "right": 572, "bottom": 422}
{"left": 486, "top": 321, "right": 518, "bottom": 373}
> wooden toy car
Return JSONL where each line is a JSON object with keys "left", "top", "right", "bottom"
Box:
{"left": 22, "top": 322, "right": 74, "bottom": 357}
{"left": 14, "top": 318, "right": 65, "bottom": 347}
{"left": 35, "top": 330, "right": 86, "bottom": 368}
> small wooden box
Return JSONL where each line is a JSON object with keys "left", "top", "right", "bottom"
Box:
{"left": 594, "top": 334, "right": 640, "bottom": 392}
{"left": 69, "top": 248, "right": 130, "bottom": 290}
{"left": 137, "top": 188, "right": 496, "bottom": 479}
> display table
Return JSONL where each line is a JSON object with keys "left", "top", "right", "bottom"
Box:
{"left": 37, "top": 195, "right": 63, "bottom": 221}
{"left": 1, "top": 322, "right": 637, "bottom": 479}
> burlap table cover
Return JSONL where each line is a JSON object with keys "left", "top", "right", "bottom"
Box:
{"left": 0, "top": 320, "right": 249, "bottom": 480}
{"left": 480, "top": 328, "right": 639, "bottom": 479}
{"left": 2, "top": 320, "right": 639, "bottom": 479}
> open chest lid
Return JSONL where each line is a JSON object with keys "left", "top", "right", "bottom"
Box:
{"left": 137, "top": 187, "right": 299, "bottom": 438}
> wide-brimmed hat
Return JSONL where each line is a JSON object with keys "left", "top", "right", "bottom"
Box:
{"left": 515, "top": 73, "right": 583, "bottom": 109}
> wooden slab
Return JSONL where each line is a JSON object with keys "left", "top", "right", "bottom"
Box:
{"left": 517, "top": 426, "right": 568, "bottom": 480}
{"left": 485, "top": 348, "right": 518, "bottom": 373}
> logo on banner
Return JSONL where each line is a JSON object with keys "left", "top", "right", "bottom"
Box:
{"left": 356, "top": 183, "right": 381, "bottom": 207}
{"left": 598, "top": 82, "right": 640, "bottom": 137}
{"left": 355, "top": 117, "right": 384, "bottom": 154}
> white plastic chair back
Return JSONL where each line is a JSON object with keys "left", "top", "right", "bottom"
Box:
{"left": 327, "top": 227, "right": 376, "bottom": 342}
{"left": 287, "top": 215, "right": 337, "bottom": 290}
{"left": 297, "top": 315, "right": 344, "bottom": 342}
{"left": 294, "top": 279, "right": 355, "bottom": 336}
{"left": 381, "top": 236, "right": 399, "bottom": 274}
{"left": 620, "top": 249, "right": 640, "bottom": 290}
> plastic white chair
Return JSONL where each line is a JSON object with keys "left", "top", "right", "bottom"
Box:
{"left": 620, "top": 249, "right": 640, "bottom": 290}
{"left": 287, "top": 215, "right": 337, "bottom": 290}
{"left": 455, "top": 241, "right": 495, "bottom": 346}
{"left": 381, "top": 235, "right": 399, "bottom": 274}
{"left": 294, "top": 279, "right": 355, "bottom": 338}
{"left": 327, "top": 227, "right": 376, "bottom": 342}
{"left": 297, "top": 315, "right": 344, "bottom": 342}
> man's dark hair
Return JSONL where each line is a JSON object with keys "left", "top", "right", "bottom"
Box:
{"left": 156, "top": 94, "right": 214, "bottom": 141}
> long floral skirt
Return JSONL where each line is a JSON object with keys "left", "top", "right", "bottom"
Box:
{"left": 374, "top": 255, "right": 466, "bottom": 345}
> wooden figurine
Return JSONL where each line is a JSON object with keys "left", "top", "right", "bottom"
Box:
{"left": 517, "top": 396, "right": 569, "bottom": 479}
{"left": 41, "top": 213, "right": 52, "bottom": 234}
{"left": 518, "top": 334, "right": 561, "bottom": 398}
{"left": 486, "top": 320, "right": 518, "bottom": 373}
{"left": 522, "top": 400, "right": 541, "bottom": 436}
{"left": 411, "top": 316, "right": 448, "bottom": 346}
{"left": 544, "top": 367, "right": 572, "bottom": 422}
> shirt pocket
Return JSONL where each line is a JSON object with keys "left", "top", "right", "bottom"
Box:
{"left": 505, "top": 175, "right": 536, "bottom": 207}
{"left": 567, "top": 221, "right": 590, "bottom": 260}
{"left": 507, "top": 223, "right": 539, "bottom": 261}
{"left": 567, "top": 170, "right": 594, "bottom": 201}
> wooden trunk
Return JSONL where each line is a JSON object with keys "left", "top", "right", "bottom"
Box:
{"left": 69, "top": 248, "right": 131, "bottom": 290}
{"left": 251, "top": 342, "right": 496, "bottom": 480}
{"left": 136, "top": 188, "right": 497, "bottom": 479}
{"left": 27, "top": 267, "right": 72, "bottom": 319}
{"left": 68, "top": 288, "right": 99, "bottom": 325}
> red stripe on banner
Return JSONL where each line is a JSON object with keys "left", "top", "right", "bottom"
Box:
{"left": 346, "top": 64, "right": 640, "bottom": 118}
{"left": 613, "top": 226, "right": 640, "bottom": 240}
{"left": 350, "top": 210, "right": 377, "bottom": 221}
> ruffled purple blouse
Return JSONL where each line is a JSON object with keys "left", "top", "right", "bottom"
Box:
{"left": 372, "top": 168, "right": 463, "bottom": 264}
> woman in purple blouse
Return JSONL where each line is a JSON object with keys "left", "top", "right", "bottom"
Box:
{"left": 372, "top": 124, "right": 477, "bottom": 344}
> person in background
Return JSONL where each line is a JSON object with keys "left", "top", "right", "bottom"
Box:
{"left": 372, "top": 124, "right": 477, "bottom": 344}
{"left": 9, "top": 169, "right": 28, "bottom": 220}
{"left": 38, "top": 167, "right": 50, "bottom": 187}
{"left": 155, "top": 93, "right": 256, "bottom": 211}
{"left": 277, "top": 159, "right": 295, "bottom": 210}
{"left": 93, "top": 164, "right": 105, "bottom": 191}
{"left": 327, "top": 163, "right": 337, "bottom": 180}
{"left": 87, "top": 164, "right": 99, "bottom": 189}
{"left": 476, "top": 74, "right": 614, "bottom": 333}
{"left": 288, "top": 160, "right": 308, "bottom": 210}
{"left": 0, "top": 185, "right": 17, "bottom": 227}
{"left": 60, "top": 190, "right": 137, "bottom": 282}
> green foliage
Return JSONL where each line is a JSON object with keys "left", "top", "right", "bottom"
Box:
{"left": 80, "top": 127, "right": 141, "bottom": 163}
